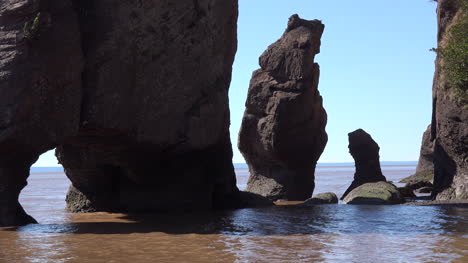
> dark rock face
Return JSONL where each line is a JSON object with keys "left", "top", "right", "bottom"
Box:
{"left": 0, "top": 0, "right": 83, "bottom": 226}
{"left": 238, "top": 15, "right": 327, "bottom": 201}
{"left": 399, "top": 126, "right": 434, "bottom": 196}
{"left": 0, "top": 0, "right": 240, "bottom": 226}
{"left": 415, "top": 125, "right": 434, "bottom": 175}
{"left": 59, "top": 0, "right": 240, "bottom": 213}
{"left": 431, "top": 0, "right": 468, "bottom": 200}
{"left": 397, "top": 187, "right": 416, "bottom": 198}
{"left": 341, "top": 129, "right": 387, "bottom": 200}
{"left": 416, "top": 187, "right": 433, "bottom": 194}
{"left": 406, "top": 181, "right": 433, "bottom": 192}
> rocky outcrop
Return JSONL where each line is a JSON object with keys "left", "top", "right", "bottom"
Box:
{"left": 414, "top": 125, "right": 434, "bottom": 177}
{"left": 238, "top": 15, "right": 327, "bottom": 201}
{"left": 58, "top": 0, "right": 240, "bottom": 213}
{"left": 302, "top": 192, "right": 338, "bottom": 205}
{"left": 0, "top": 0, "right": 83, "bottom": 226}
{"left": 343, "top": 182, "right": 404, "bottom": 205}
{"left": 399, "top": 172, "right": 433, "bottom": 185}
{"left": 400, "top": 125, "right": 434, "bottom": 196}
{"left": 399, "top": 127, "right": 434, "bottom": 194}
{"left": 341, "top": 129, "right": 387, "bottom": 200}
{"left": 397, "top": 187, "right": 417, "bottom": 198}
{"left": 431, "top": 0, "right": 468, "bottom": 200}
{"left": 0, "top": 0, "right": 241, "bottom": 226}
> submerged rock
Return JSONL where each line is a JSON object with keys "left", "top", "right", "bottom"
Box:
{"left": 341, "top": 129, "right": 387, "bottom": 200}
{"left": 397, "top": 187, "right": 417, "bottom": 198}
{"left": 343, "top": 182, "right": 405, "bottom": 205}
{"left": 237, "top": 192, "right": 275, "bottom": 208}
{"left": 238, "top": 14, "right": 327, "bottom": 201}
{"left": 302, "top": 192, "right": 338, "bottom": 205}
{"left": 430, "top": 0, "right": 468, "bottom": 200}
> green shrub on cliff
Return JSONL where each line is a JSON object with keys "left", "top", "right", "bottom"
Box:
{"left": 23, "top": 12, "right": 51, "bottom": 41}
{"left": 434, "top": 0, "right": 468, "bottom": 107}
{"left": 23, "top": 13, "right": 42, "bottom": 40}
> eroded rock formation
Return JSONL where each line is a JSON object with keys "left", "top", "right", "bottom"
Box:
{"left": 238, "top": 15, "right": 328, "bottom": 201}
{"left": 0, "top": 0, "right": 83, "bottom": 226}
{"left": 341, "top": 129, "right": 387, "bottom": 200}
{"left": 57, "top": 0, "right": 240, "bottom": 213}
{"left": 0, "top": 0, "right": 242, "bottom": 226}
{"left": 415, "top": 125, "right": 434, "bottom": 176}
{"left": 431, "top": 0, "right": 468, "bottom": 200}
{"left": 398, "top": 125, "right": 434, "bottom": 195}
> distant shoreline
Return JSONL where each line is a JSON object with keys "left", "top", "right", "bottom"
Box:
{"left": 30, "top": 161, "right": 417, "bottom": 173}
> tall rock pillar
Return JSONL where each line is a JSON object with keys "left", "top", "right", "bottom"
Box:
{"left": 238, "top": 15, "right": 328, "bottom": 201}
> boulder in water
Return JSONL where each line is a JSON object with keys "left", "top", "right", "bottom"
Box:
{"left": 343, "top": 182, "right": 405, "bottom": 205}
{"left": 302, "top": 192, "right": 338, "bottom": 205}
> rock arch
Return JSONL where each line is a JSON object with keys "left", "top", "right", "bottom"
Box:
{"left": 0, "top": 0, "right": 241, "bottom": 226}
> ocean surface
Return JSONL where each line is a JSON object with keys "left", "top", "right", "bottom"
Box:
{"left": 1, "top": 162, "right": 467, "bottom": 262}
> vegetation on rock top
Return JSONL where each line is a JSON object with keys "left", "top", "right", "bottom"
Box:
{"left": 432, "top": 0, "right": 468, "bottom": 107}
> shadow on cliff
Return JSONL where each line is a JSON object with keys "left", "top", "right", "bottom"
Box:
{"left": 432, "top": 141, "right": 458, "bottom": 199}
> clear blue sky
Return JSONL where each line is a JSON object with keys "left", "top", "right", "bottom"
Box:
{"left": 34, "top": 0, "right": 437, "bottom": 166}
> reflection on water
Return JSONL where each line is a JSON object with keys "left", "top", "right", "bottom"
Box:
{"left": 1, "top": 206, "right": 467, "bottom": 262}
{"left": 1, "top": 166, "right": 467, "bottom": 262}
{"left": 236, "top": 164, "right": 416, "bottom": 195}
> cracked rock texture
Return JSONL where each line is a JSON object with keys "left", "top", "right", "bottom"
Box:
{"left": 416, "top": 125, "right": 434, "bottom": 176}
{"left": 431, "top": 0, "right": 467, "bottom": 200}
{"left": 0, "top": 0, "right": 242, "bottom": 226}
{"left": 238, "top": 14, "right": 327, "bottom": 201}
{"left": 0, "top": 0, "right": 83, "bottom": 226}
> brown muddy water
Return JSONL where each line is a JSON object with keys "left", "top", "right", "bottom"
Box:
{"left": 1, "top": 163, "right": 467, "bottom": 263}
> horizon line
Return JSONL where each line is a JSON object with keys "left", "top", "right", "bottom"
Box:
{"left": 32, "top": 160, "right": 418, "bottom": 167}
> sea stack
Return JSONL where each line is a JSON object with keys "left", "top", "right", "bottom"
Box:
{"left": 238, "top": 14, "right": 328, "bottom": 201}
{"left": 431, "top": 0, "right": 468, "bottom": 200}
{"left": 0, "top": 0, "right": 241, "bottom": 226}
{"left": 341, "top": 129, "right": 387, "bottom": 200}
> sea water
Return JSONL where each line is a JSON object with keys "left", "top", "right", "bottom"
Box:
{"left": 0, "top": 163, "right": 467, "bottom": 263}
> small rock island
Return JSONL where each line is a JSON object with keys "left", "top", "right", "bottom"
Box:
{"left": 341, "top": 129, "right": 387, "bottom": 200}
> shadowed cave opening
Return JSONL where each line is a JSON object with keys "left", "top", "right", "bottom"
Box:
{"left": 18, "top": 132, "right": 242, "bottom": 223}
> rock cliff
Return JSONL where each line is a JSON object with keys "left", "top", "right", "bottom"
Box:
{"left": 341, "top": 129, "right": 387, "bottom": 200}
{"left": 0, "top": 0, "right": 83, "bottom": 226}
{"left": 416, "top": 125, "right": 434, "bottom": 176}
{"left": 238, "top": 15, "right": 328, "bottom": 201}
{"left": 0, "top": 0, "right": 241, "bottom": 226}
{"left": 431, "top": 0, "right": 468, "bottom": 200}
